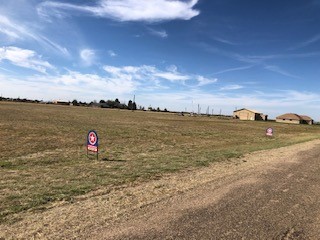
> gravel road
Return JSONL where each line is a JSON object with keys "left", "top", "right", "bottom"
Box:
{"left": 97, "top": 140, "right": 320, "bottom": 240}
{"left": 1, "top": 140, "right": 320, "bottom": 239}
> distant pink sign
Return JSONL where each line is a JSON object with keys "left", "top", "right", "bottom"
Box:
{"left": 266, "top": 127, "right": 273, "bottom": 136}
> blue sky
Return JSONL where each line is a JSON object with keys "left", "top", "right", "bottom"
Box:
{"left": 1, "top": 0, "right": 320, "bottom": 119}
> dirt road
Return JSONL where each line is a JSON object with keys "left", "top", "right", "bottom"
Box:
{"left": 2, "top": 140, "right": 320, "bottom": 239}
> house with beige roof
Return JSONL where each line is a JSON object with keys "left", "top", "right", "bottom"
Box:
{"left": 276, "top": 113, "right": 313, "bottom": 125}
{"left": 233, "top": 108, "right": 268, "bottom": 121}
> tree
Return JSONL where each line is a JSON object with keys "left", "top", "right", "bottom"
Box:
{"left": 132, "top": 101, "right": 137, "bottom": 110}
{"left": 106, "top": 100, "right": 115, "bottom": 108}
{"left": 72, "top": 99, "right": 78, "bottom": 106}
{"left": 115, "top": 98, "right": 120, "bottom": 108}
{"left": 128, "top": 100, "right": 133, "bottom": 110}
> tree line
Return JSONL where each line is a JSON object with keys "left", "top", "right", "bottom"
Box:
{"left": 0, "top": 96, "right": 168, "bottom": 112}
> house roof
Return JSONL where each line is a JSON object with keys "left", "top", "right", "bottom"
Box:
{"left": 276, "top": 113, "right": 301, "bottom": 120}
{"left": 233, "top": 108, "right": 262, "bottom": 114}
{"left": 300, "top": 115, "right": 313, "bottom": 121}
{"left": 276, "top": 113, "right": 313, "bottom": 121}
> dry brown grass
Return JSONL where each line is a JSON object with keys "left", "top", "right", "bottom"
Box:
{"left": 1, "top": 101, "right": 320, "bottom": 223}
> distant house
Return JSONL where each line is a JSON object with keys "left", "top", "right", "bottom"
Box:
{"left": 300, "top": 115, "right": 314, "bottom": 125}
{"left": 276, "top": 113, "right": 313, "bottom": 125}
{"left": 233, "top": 108, "right": 268, "bottom": 121}
{"left": 53, "top": 100, "right": 70, "bottom": 106}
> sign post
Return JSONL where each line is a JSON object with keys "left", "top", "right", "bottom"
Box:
{"left": 87, "top": 130, "right": 99, "bottom": 160}
{"left": 266, "top": 127, "right": 273, "bottom": 137}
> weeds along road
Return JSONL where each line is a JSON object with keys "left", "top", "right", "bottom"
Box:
{"left": 96, "top": 140, "right": 320, "bottom": 240}
{"left": 2, "top": 140, "right": 320, "bottom": 239}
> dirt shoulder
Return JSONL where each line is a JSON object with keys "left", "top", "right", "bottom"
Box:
{"left": 1, "top": 140, "right": 320, "bottom": 239}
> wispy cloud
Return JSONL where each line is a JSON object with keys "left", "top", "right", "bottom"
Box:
{"left": 0, "top": 15, "right": 69, "bottom": 56}
{"left": 154, "top": 71, "right": 190, "bottom": 81}
{"left": 264, "top": 65, "right": 300, "bottom": 79}
{"left": 220, "top": 84, "right": 243, "bottom": 91}
{"left": 108, "top": 50, "right": 117, "bottom": 57}
{"left": 51, "top": 70, "right": 137, "bottom": 94}
{"left": 196, "top": 76, "right": 217, "bottom": 86}
{"left": 0, "top": 46, "right": 54, "bottom": 73}
{"left": 80, "top": 49, "right": 96, "bottom": 66}
{"left": 212, "top": 36, "right": 237, "bottom": 45}
{"left": 196, "top": 42, "right": 262, "bottom": 65}
{"left": 0, "top": 16, "right": 21, "bottom": 38}
{"left": 103, "top": 64, "right": 189, "bottom": 83}
{"left": 289, "top": 33, "right": 320, "bottom": 50}
{"left": 197, "top": 42, "right": 313, "bottom": 79}
{"left": 198, "top": 42, "right": 320, "bottom": 64}
{"left": 246, "top": 52, "right": 320, "bottom": 61}
{"left": 0, "top": 66, "right": 15, "bottom": 73}
{"left": 147, "top": 28, "right": 168, "bottom": 38}
{"left": 39, "top": 36, "right": 69, "bottom": 56}
{"left": 37, "top": 0, "right": 200, "bottom": 22}
{"left": 0, "top": 27, "right": 20, "bottom": 40}
{"left": 214, "top": 65, "right": 253, "bottom": 75}
{"left": 102, "top": 64, "right": 216, "bottom": 88}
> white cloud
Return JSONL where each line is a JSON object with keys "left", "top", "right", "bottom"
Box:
{"left": 103, "top": 65, "right": 122, "bottom": 74}
{"left": 154, "top": 72, "right": 190, "bottom": 81}
{"left": 80, "top": 49, "right": 96, "bottom": 66}
{"left": 197, "top": 76, "right": 217, "bottom": 86}
{"left": 0, "top": 71, "right": 136, "bottom": 102}
{"left": 51, "top": 71, "right": 136, "bottom": 94}
{"left": 154, "top": 65, "right": 190, "bottom": 81}
{"left": 103, "top": 64, "right": 196, "bottom": 84}
{"left": 0, "top": 46, "right": 54, "bottom": 73}
{"left": 101, "top": 64, "right": 218, "bottom": 88}
{"left": 220, "top": 84, "right": 243, "bottom": 91}
{"left": 38, "top": 0, "right": 200, "bottom": 22}
{"left": 103, "top": 65, "right": 158, "bottom": 87}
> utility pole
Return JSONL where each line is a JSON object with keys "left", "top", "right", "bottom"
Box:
{"left": 192, "top": 100, "right": 194, "bottom": 114}
{"left": 132, "top": 94, "right": 136, "bottom": 111}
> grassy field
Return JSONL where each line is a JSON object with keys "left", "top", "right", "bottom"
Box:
{"left": 1, "top": 101, "right": 320, "bottom": 223}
